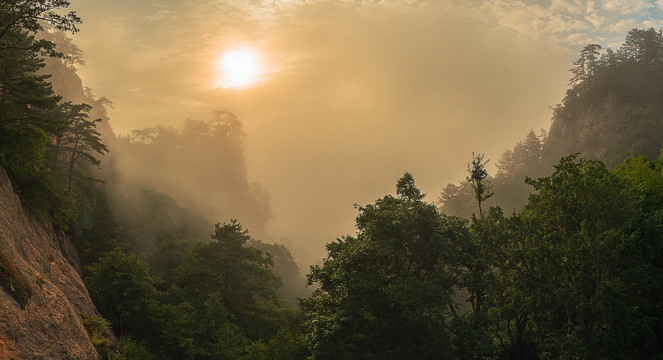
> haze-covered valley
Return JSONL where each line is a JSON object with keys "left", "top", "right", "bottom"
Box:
{"left": 3, "top": 0, "right": 663, "bottom": 359}
{"left": 66, "top": 0, "right": 586, "bottom": 266}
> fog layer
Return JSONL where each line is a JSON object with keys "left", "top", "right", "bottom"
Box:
{"left": 67, "top": 0, "right": 663, "bottom": 265}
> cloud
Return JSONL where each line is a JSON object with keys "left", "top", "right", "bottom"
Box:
{"left": 476, "top": 1, "right": 550, "bottom": 35}
{"left": 643, "top": 19, "right": 663, "bottom": 28}
{"left": 608, "top": 18, "right": 638, "bottom": 33}
{"left": 602, "top": 0, "right": 652, "bottom": 14}
{"left": 585, "top": 12, "right": 607, "bottom": 28}
{"left": 547, "top": 13, "right": 590, "bottom": 33}
{"left": 551, "top": 0, "right": 585, "bottom": 15}
{"left": 565, "top": 32, "right": 597, "bottom": 45}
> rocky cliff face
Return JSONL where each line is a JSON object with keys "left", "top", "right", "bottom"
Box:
{"left": 0, "top": 167, "right": 100, "bottom": 359}
{"left": 546, "top": 95, "right": 632, "bottom": 162}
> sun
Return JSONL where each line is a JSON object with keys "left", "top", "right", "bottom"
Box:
{"left": 216, "top": 49, "right": 261, "bottom": 89}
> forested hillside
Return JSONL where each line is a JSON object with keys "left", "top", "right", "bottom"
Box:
{"left": 0, "top": 1, "right": 306, "bottom": 358}
{"left": 306, "top": 155, "right": 663, "bottom": 359}
{"left": 109, "top": 113, "right": 272, "bottom": 239}
{"left": 442, "top": 28, "right": 663, "bottom": 218}
{"left": 303, "top": 28, "right": 663, "bottom": 359}
{"left": 1, "top": 1, "right": 662, "bottom": 359}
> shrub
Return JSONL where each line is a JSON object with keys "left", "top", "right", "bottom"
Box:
{"left": 0, "top": 246, "right": 32, "bottom": 308}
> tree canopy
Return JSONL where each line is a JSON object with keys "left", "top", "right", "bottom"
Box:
{"left": 0, "top": 0, "right": 104, "bottom": 230}
{"left": 306, "top": 152, "right": 663, "bottom": 358}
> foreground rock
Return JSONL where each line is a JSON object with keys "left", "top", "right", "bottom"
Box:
{"left": 0, "top": 167, "right": 100, "bottom": 360}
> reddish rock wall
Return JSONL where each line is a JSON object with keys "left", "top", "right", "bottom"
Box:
{"left": 0, "top": 167, "right": 100, "bottom": 360}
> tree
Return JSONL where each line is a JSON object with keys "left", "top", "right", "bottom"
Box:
{"left": 39, "top": 26, "right": 85, "bottom": 70}
{"left": 619, "top": 28, "right": 663, "bottom": 66}
{"left": 115, "top": 111, "right": 271, "bottom": 238}
{"left": 303, "top": 173, "right": 457, "bottom": 360}
{"left": 488, "top": 155, "right": 663, "bottom": 358}
{"left": 86, "top": 247, "right": 163, "bottom": 340}
{"left": 53, "top": 103, "right": 108, "bottom": 191}
{"left": 0, "top": 0, "right": 106, "bottom": 233}
{"left": 158, "top": 293, "right": 250, "bottom": 360}
{"left": 466, "top": 153, "right": 493, "bottom": 217}
{"left": 437, "top": 181, "right": 476, "bottom": 217}
{"left": 0, "top": 0, "right": 80, "bottom": 43}
{"left": 247, "top": 239, "right": 308, "bottom": 306}
{"left": 148, "top": 232, "right": 195, "bottom": 288}
{"left": 472, "top": 204, "right": 542, "bottom": 360}
{"left": 607, "top": 105, "right": 663, "bottom": 166}
{"left": 74, "top": 189, "right": 120, "bottom": 266}
{"left": 0, "top": 28, "right": 61, "bottom": 182}
{"left": 570, "top": 44, "right": 602, "bottom": 87}
{"left": 175, "top": 220, "right": 285, "bottom": 340}
{"left": 0, "top": 0, "right": 81, "bottom": 137}
{"left": 496, "top": 130, "right": 545, "bottom": 178}
{"left": 396, "top": 172, "right": 425, "bottom": 201}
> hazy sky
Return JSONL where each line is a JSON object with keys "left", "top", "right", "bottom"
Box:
{"left": 67, "top": 0, "right": 663, "bottom": 264}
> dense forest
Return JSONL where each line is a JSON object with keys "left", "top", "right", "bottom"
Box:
{"left": 1, "top": 1, "right": 663, "bottom": 359}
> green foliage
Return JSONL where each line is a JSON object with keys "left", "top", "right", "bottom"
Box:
{"left": 81, "top": 316, "right": 159, "bottom": 360}
{"left": 570, "top": 44, "right": 602, "bottom": 87}
{"left": 0, "top": 122, "right": 49, "bottom": 187}
{"left": 242, "top": 331, "right": 309, "bottom": 360}
{"left": 304, "top": 173, "right": 457, "bottom": 359}
{"left": 159, "top": 293, "right": 251, "bottom": 360}
{"left": 109, "top": 188, "right": 211, "bottom": 258}
{"left": 440, "top": 130, "right": 550, "bottom": 218}
{"left": 556, "top": 28, "right": 663, "bottom": 166}
{"left": 72, "top": 189, "right": 120, "bottom": 267}
{"left": 438, "top": 181, "right": 477, "bottom": 217}
{"left": 85, "top": 247, "right": 162, "bottom": 340}
{"left": 1, "top": 3, "right": 307, "bottom": 358}
{"left": 0, "top": 0, "right": 106, "bottom": 234}
{"left": 148, "top": 231, "right": 195, "bottom": 288}
{"left": 467, "top": 153, "right": 493, "bottom": 217}
{"left": 564, "top": 28, "right": 663, "bottom": 109}
{"left": 480, "top": 154, "right": 663, "bottom": 359}
{"left": 443, "top": 29, "right": 663, "bottom": 219}
{"left": 496, "top": 130, "right": 547, "bottom": 179}
{"left": 77, "top": 212, "right": 305, "bottom": 359}
{"left": 396, "top": 171, "right": 425, "bottom": 201}
{"left": 116, "top": 337, "right": 160, "bottom": 360}
{"left": 247, "top": 239, "right": 309, "bottom": 306}
{"left": 607, "top": 105, "right": 663, "bottom": 166}
{"left": 0, "top": 247, "right": 32, "bottom": 308}
{"left": 175, "top": 220, "right": 287, "bottom": 340}
{"left": 261, "top": 326, "right": 309, "bottom": 360}
{"left": 19, "top": 170, "right": 78, "bottom": 231}
{"left": 157, "top": 287, "right": 305, "bottom": 360}
{"left": 309, "top": 153, "right": 663, "bottom": 358}
{"left": 519, "top": 156, "right": 634, "bottom": 356}
{"left": 81, "top": 314, "right": 112, "bottom": 347}
{"left": 49, "top": 102, "right": 108, "bottom": 192}
{"left": 0, "top": 1, "right": 81, "bottom": 39}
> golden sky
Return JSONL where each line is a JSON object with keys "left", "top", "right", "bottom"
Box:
{"left": 67, "top": 0, "right": 663, "bottom": 264}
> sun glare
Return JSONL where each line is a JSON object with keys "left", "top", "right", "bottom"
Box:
{"left": 216, "top": 49, "right": 261, "bottom": 89}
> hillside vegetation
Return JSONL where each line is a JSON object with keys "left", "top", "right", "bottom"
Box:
{"left": 442, "top": 28, "right": 663, "bottom": 217}
{"left": 1, "top": 1, "right": 662, "bottom": 358}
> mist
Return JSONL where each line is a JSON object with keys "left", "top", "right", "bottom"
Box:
{"left": 109, "top": 112, "right": 272, "bottom": 239}
{"left": 65, "top": 0, "right": 662, "bottom": 266}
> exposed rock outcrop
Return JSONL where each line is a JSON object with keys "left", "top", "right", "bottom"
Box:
{"left": 546, "top": 95, "right": 632, "bottom": 162}
{"left": 0, "top": 167, "right": 100, "bottom": 359}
